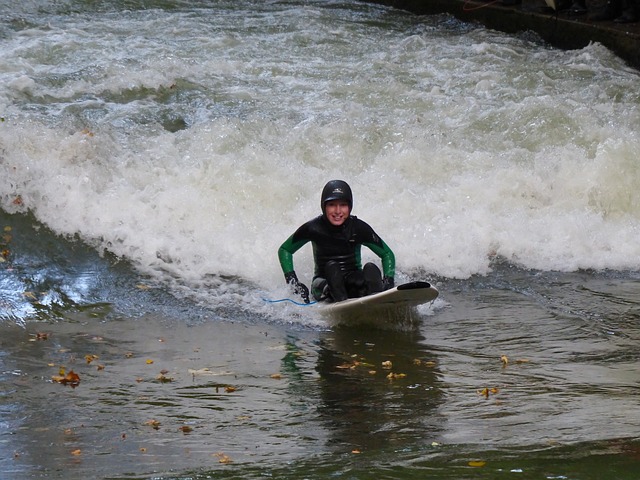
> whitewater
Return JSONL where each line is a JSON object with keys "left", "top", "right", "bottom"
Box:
{"left": 1, "top": 0, "right": 639, "bottom": 311}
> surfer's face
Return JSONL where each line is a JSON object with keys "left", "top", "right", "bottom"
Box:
{"left": 324, "top": 200, "right": 350, "bottom": 226}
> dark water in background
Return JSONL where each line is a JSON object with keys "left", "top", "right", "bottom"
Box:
{"left": 1, "top": 0, "right": 640, "bottom": 478}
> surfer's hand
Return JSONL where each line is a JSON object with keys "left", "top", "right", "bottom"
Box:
{"left": 285, "top": 271, "right": 310, "bottom": 304}
{"left": 382, "top": 276, "right": 394, "bottom": 290}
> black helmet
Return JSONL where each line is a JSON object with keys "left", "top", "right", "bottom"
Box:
{"left": 321, "top": 180, "right": 353, "bottom": 212}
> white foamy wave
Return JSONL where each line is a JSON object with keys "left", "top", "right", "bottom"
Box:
{"left": 1, "top": 1, "right": 640, "bottom": 306}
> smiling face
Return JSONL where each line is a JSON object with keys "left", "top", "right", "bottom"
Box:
{"left": 324, "top": 199, "right": 351, "bottom": 226}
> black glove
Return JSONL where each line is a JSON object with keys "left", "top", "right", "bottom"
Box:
{"left": 284, "top": 271, "right": 310, "bottom": 304}
{"left": 382, "top": 276, "right": 394, "bottom": 291}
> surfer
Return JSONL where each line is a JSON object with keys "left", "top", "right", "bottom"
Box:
{"left": 278, "top": 180, "right": 395, "bottom": 303}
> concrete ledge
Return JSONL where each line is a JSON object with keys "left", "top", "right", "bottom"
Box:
{"left": 365, "top": 0, "right": 640, "bottom": 69}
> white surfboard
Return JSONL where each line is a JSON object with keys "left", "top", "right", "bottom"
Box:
{"left": 317, "top": 281, "right": 438, "bottom": 316}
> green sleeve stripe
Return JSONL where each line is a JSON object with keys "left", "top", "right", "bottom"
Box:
{"left": 278, "top": 234, "right": 309, "bottom": 274}
{"left": 364, "top": 240, "right": 395, "bottom": 278}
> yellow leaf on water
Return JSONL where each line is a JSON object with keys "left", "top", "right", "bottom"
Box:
{"left": 381, "top": 360, "right": 393, "bottom": 369}
{"left": 215, "top": 452, "right": 233, "bottom": 464}
{"left": 146, "top": 359, "right": 154, "bottom": 364}
{"left": 468, "top": 460, "right": 486, "bottom": 467}
{"left": 85, "top": 354, "right": 99, "bottom": 364}
{"left": 144, "top": 419, "right": 161, "bottom": 430}
{"left": 500, "top": 355, "right": 509, "bottom": 366}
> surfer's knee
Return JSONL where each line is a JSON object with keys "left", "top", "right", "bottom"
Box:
{"left": 363, "top": 262, "right": 383, "bottom": 294}
{"left": 311, "top": 277, "right": 329, "bottom": 301}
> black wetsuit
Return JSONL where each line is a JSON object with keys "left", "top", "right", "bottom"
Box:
{"left": 278, "top": 215, "right": 395, "bottom": 300}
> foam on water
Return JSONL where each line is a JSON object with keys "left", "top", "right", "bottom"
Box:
{"left": 1, "top": 1, "right": 640, "bottom": 311}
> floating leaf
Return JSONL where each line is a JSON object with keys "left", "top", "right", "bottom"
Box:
{"left": 52, "top": 370, "right": 81, "bottom": 388}
{"left": 468, "top": 460, "right": 486, "bottom": 467}
{"left": 179, "top": 425, "right": 193, "bottom": 433}
{"left": 71, "top": 449, "right": 82, "bottom": 456}
{"left": 351, "top": 449, "right": 361, "bottom": 454}
{"left": 215, "top": 452, "right": 233, "bottom": 464}
{"left": 224, "top": 386, "right": 237, "bottom": 393}
{"left": 156, "top": 373, "right": 173, "bottom": 383}
{"left": 270, "top": 373, "right": 282, "bottom": 379}
{"left": 336, "top": 362, "right": 357, "bottom": 370}
{"left": 500, "top": 355, "right": 509, "bottom": 367}
{"left": 145, "top": 419, "right": 161, "bottom": 430}
{"left": 477, "top": 387, "right": 500, "bottom": 399}
{"left": 381, "top": 360, "right": 393, "bottom": 369}
{"left": 386, "top": 372, "right": 407, "bottom": 380}
{"left": 85, "top": 354, "right": 99, "bottom": 364}
{"left": 145, "top": 359, "right": 154, "bottom": 364}
{"left": 30, "top": 332, "right": 49, "bottom": 341}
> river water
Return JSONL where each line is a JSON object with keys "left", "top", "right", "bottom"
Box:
{"left": 1, "top": 1, "right": 639, "bottom": 478}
